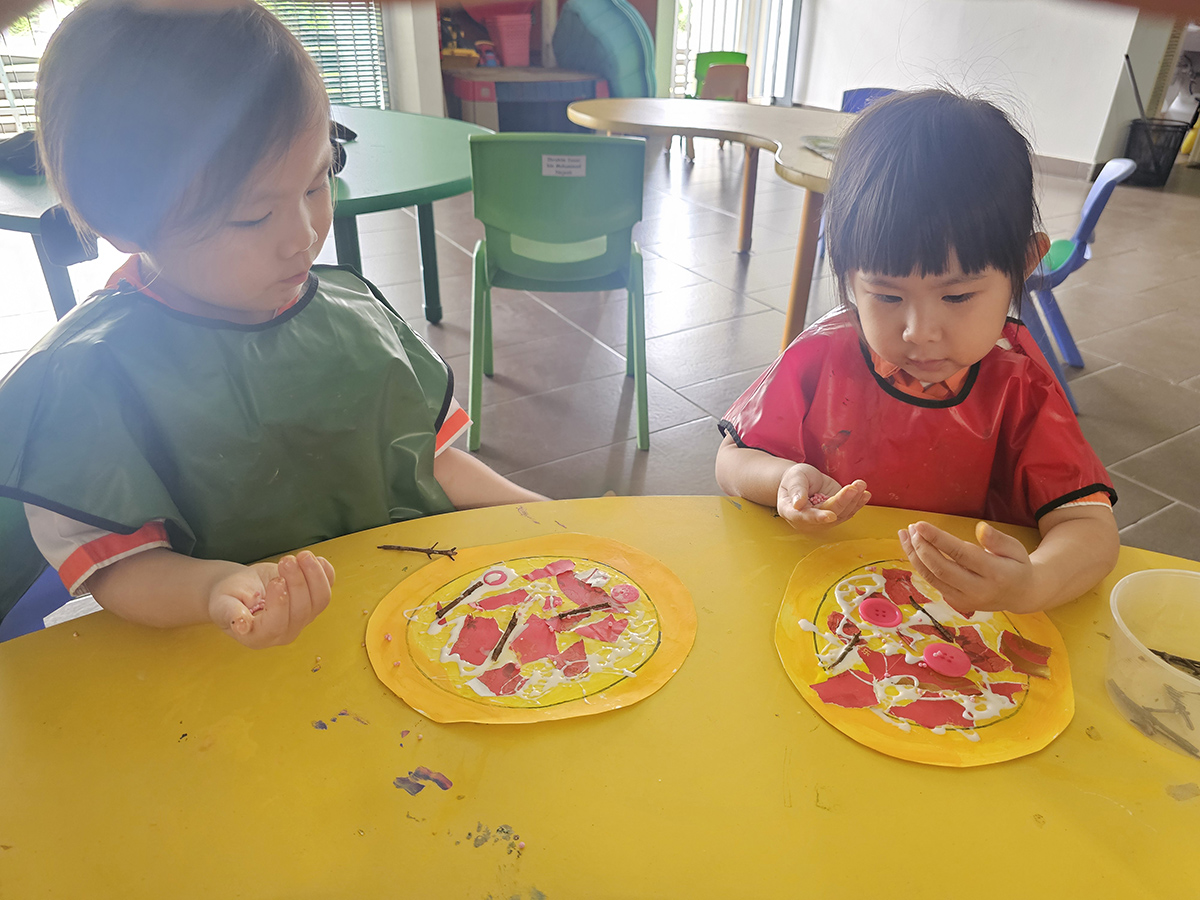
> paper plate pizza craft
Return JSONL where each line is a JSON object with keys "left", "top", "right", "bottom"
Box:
{"left": 775, "top": 539, "right": 1074, "bottom": 767}
{"left": 367, "top": 534, "right": 697, "bottom": 724}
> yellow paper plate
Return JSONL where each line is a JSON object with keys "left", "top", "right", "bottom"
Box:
{"left": 775, "top": 539, "right": 1074, "bottom": 766}
{"left": 368, "top": 534, "right": 697, "bottom": 724}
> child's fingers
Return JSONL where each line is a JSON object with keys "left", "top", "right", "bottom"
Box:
{"left": 317, "top": 556, "right": 336, "bottom": 585}
{"left": 252, "top": 574, "right": 291, "bottom": 642}
{"left": 974, "top": 521, "right": 1029, "bottom": 562}
{"left": 297, "top": 551, "right": 332, "bottom": 618}
{"left": 278, "top": 554, "right": 314, "bottom": 626}
{"left": 905, "top": 524, "right": 984, "bottom": 596}
{"left": 212, "top": 593, "right": 256, "bottom": 636}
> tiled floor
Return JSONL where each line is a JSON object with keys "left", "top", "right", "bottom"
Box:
{"left": 3, "top": 138, "right": 1200, "bottom": 560}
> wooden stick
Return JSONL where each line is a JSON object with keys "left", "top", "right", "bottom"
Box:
{"left": 435, "top": 580, "right": 482, "bottom": 619}
{"left": 554, "top": 602, "right": 612, "bottom": 620}
{"left": 491, "top": 613, "right": 519, "bottom": 662}
{"left": 378, "top": 542, "right": 458, "bottom": 560}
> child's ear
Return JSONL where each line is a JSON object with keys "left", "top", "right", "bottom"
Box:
{"left": 1024, "top": 232, "right": 1051, "bottom": 277}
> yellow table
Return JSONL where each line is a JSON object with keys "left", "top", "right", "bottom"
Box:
{"left": 1, "top": 498, "right": 1197, "bottom": 899}
{"left": 567, "top": 98, "right": 851, "bottom": 349}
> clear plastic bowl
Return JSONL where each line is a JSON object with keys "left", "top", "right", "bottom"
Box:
{"left": 1106, "top": 569, "right": 1200, "bottom": 759}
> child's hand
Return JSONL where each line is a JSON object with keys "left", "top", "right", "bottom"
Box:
{"left": 898, "top": 521, "right": 1036, "bottom": 614}
{"left": 208, "top": 551, "right": 335, "bottom": 648}
{"left": 777, "top": 464, "right": 870, "bottom": 533}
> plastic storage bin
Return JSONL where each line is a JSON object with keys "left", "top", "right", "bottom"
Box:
{"left": 1106, "top": 569, "right": 1200, "bottom": 759}
{"left": 1123, "top": 118, "right": 1189, "bottom": 187}
{"left": 484, "top": 12, "right": 532, "bottom": 66}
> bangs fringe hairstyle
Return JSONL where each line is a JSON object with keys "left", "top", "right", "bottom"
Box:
{"left": 825, "top": 89, "right": 1040, "bottom": 308}
{"left": 36, "top": 0, "right": 329, "bottom": 249}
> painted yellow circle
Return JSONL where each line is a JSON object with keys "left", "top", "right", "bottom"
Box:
{"left": 775, "top": 539, "right": 1074, "bottom": 767}
{"left": 369, "top": 534, "right": 697, "bottom": 724}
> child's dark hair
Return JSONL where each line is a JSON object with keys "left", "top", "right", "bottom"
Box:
{"left": 36, "top": 0, "right": 329, "bottom": 249}
{"left": 824, "top": 89, "right": 1040, "bottom": 308}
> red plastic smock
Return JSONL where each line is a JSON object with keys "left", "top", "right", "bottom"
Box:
{"left": 720, "top": 309, "right": 1115, "bottom": 527}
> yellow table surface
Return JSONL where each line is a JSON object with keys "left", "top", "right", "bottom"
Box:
{"left": 1, "top": 498, "right": 1197, "bottom": 899}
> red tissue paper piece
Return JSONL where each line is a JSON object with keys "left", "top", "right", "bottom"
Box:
{"left": 510, "top": 616, "right": 559, "bottom": 664}
{"left": 477, "top": 663, "right": 527, "bottom": 696}
{"left": 827, "top": 611, "right": 861, "bottom": 637}
{"left": 525, "top": 559, "right": 576, "bottom": 581}
{"left": 573, "top": 614, "right": 628, "bottom": 642}
{"left": 859, "top": 647, "right": 982, "bottom": 695}
{"left": 556, "top": 571, "right": 615, "bottom": 609}
{"left": 953, "top": 626, "right": 1011, "bottom": 673}
{"left": 474, "top": 588, "right": 528, "bottom": 611}
{"left": 891, "top": 698, "right": 973, "bottom": 729}
{"left": 549, "top": 639, "right": 590, "bottom": 678}
{"left": 546, "top": 614, "right": 576, "bottom": 633}
{"left": 812, "top": 669, "right": 877, "bottom": 708}
{"left": 450, "top": 615, "right": 502, "bottom": 666}
{"left": 986, "top": 681, "right": 1025, "bottom": 700}
{"left": 881, "top": 568, "right": 934, "bottom": 608}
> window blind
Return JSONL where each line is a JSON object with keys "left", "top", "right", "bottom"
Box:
{"left": 260, "top": 1, "right": 390, "bottom": 109}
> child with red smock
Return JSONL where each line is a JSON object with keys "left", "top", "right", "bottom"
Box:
{"left": 715, "top": 90, "right": 1118, "bottom": 615}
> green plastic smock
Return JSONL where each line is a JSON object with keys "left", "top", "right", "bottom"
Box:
{"left": 0, "top": 265, "right": 456, "bottom": 612}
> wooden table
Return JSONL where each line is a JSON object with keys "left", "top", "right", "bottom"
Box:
{"left": 1, "top": 497, "right": 1196, "bottom": 898}
{"left": 568, "top": 98, "right": 850, "bottom": 348}
{"left": 0, "top": 107, "right": 489, "bottom": 324}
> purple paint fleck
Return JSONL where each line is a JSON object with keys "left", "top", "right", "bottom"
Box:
{"left": 401, "top": 730, "right": 410, "bottom": 738}
{"left": 313, "top": 720, "right": 328, "bottom": 730}
{"left": 412, "top": 766, "right": 453, "bottom": 790}
{"left": 393, "top": 776, "right": 425, "bottom": 795}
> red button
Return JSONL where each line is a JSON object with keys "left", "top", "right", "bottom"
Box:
{"left": 858, "top": 595, "right": 903, "bottom": 628}
{"left": 922, "top": 642, "right": 971, "bottom": 677}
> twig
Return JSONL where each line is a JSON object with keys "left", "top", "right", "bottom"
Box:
{"left": 906, "top": 594, "right": 956, "bottom": 643}
{"left": 828, "top": 633, "right": 863, "bottom": 670}
{"left": 554, "top": 602, "right": 613, "bottom": 620}
{"left": 378, "top": 542, "right": 458, "bottom": 560}
{"left": 435, "top": 579, "right": 482, "bottom": 619}
{"left": 1151, "top": 648, "right": 1200, "bottom": 680}
{"left": 491, "top": 613, "right": 519, "bottom": 662}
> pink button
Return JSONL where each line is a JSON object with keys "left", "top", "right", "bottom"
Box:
{"left": 922, "top": 642, "right": 971, "bottom": 677}
{"left": 611, "top": 584, "right": 640, "bottom": 603}
{"left": 858, "top": 595, "right": 902, "bottom": 628}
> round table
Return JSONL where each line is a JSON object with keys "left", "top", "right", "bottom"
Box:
{"left": 568, "top": 98, "right": 850, "bottom": 348}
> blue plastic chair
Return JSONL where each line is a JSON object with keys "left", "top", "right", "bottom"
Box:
{"left": 1024, "top": 157, "right": 1137, "bottom": 370}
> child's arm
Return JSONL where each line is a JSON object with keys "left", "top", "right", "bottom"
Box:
{"left": 898, "top": 504, "right": 1119, "bottom": 614}
{"left": 433, "top": 448, "right": 548, "bottom": 508}
{"left": 714, "top": 435, "right": 870, "bottom": 532}
{"left": 86, "top": 548, "right": 334, "bottom": 648}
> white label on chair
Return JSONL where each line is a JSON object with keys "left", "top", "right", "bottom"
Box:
{"left": 542, "top": 154, "right": 586, "bottom": 177}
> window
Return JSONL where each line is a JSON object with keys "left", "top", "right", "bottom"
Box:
{"left": 260, "top": 1, "right": 390, "bottom": 109}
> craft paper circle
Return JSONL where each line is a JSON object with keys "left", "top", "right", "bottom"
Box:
{"left": 368, "top": 534, "right": 697, "bottom": 724}
{"left": 774, "top": 539, "right": 1074, "bottom": 767}
{"left": 858, "top": 595, "right": 902, "bottom": 628}
{"left": 922, "top": 642, "right": 971, "bottom": 677}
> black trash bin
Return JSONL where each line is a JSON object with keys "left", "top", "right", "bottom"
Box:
{"left": 1124, "top": 118, "right": 1189, "bottom": 187}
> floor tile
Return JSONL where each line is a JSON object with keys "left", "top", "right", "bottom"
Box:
{"left": 447, "top": 330, "right": 629, "bottom": 407}
{"left": 688, "top": 246, "right": 798, "bottom": 294}
{"left": 504, "top": 417, "right": 724, "bottom": 499}
{"left": 634, "top": 209, "right": 739, "bottom": 245}
{"left": 1070, "top": 365, "right": 1200, "bottom": 466}
{"left": 641, "top": 255, "right": 710, "bottom": 294}
{"left": 643, "top": 227, "right": 796, "bottom": 267}
{"left": 677, "top": 365, "right": 768, "bottom": 418}
{"left": 467, "top": 373, "right": 708, "bottom": 475}
{"left": 535, "top": 282, "right": 770, "bottom": 349}
{"left": 1119, "top": 503, "right": 1200, "bottom": 562}
{"left": 1111, "top": 425, "right": 1200, "bottom": 510}
{"left": 1107, "top": 472, "right": 1174, "bottom": 531}
{"left": 644, "top": 308, "right": 787, "bottom": 389}
{"left": 1078, "top": 308, "right": 1200, "bottom": 384}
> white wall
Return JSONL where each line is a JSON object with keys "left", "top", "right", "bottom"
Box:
{"left": 384, "top": 2, "right": 445, "bottom": 117}
{"left": 792, "top": 0, "right": 1175, "bottom": 168}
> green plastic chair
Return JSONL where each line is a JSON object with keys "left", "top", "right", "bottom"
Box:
{"left": 467, "top": 133, "right": 649, "bottom": 451}
{"left": 690, "top": 50, "right": 747, "bottom": 99}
